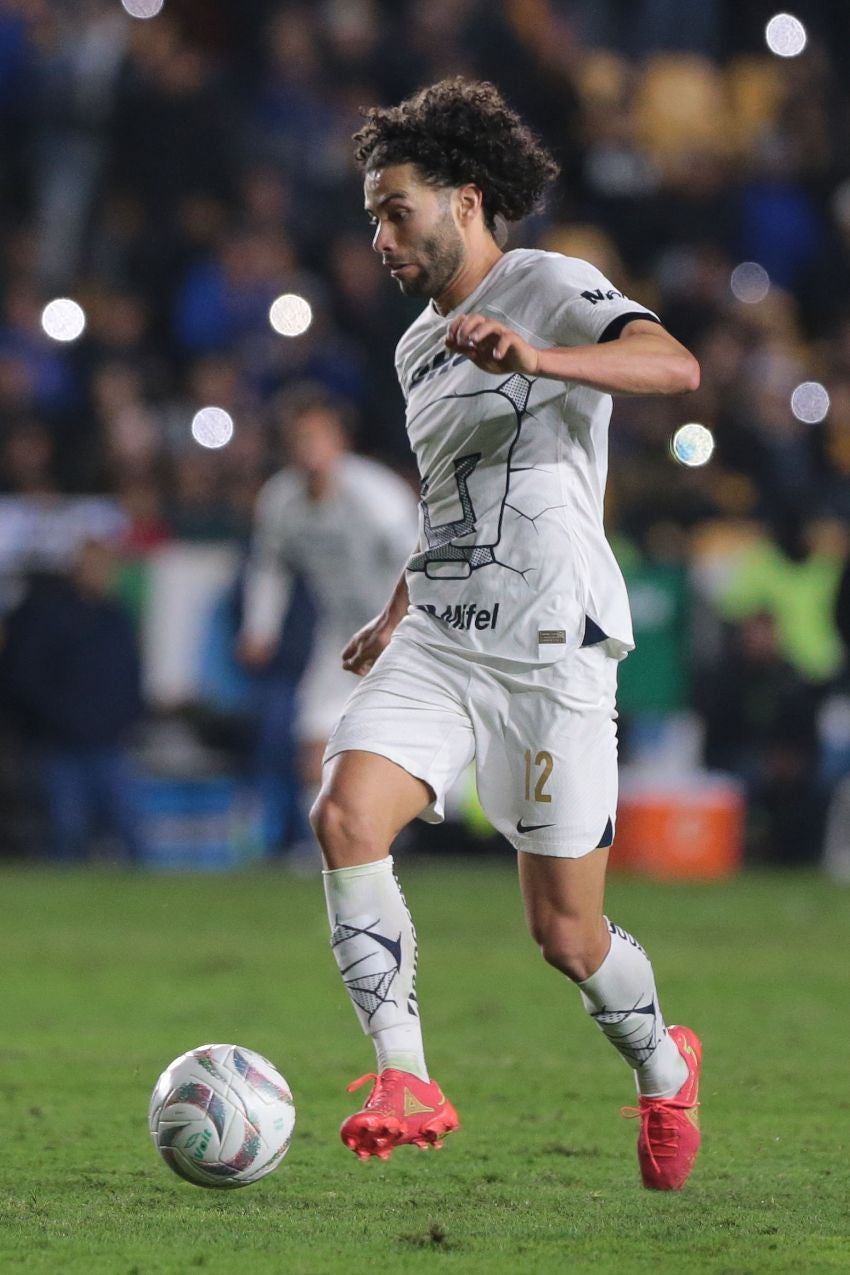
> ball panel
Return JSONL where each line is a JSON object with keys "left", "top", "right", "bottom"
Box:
{"left": 232, "top": 1047, "right": 292, "bottom": 1101}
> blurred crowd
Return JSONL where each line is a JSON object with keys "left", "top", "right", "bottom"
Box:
{"left": 2, "top": 0, "right": 850, "bottom": 872}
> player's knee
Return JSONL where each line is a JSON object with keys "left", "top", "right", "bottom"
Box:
{"left": 309, "top": 791, "right": 347, "bottom": 850}
{"left": 533, "top": 915, "right": 602, "bottom": 983}
{"left": 310, "top": 792, "right": 380, "bottom": 866}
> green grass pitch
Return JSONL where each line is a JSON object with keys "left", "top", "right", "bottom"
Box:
{"left": 1, "top": 860, "right": 848, "bottom": 1274}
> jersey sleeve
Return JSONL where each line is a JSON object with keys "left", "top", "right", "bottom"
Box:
{"left": 543, "top": 256, "right": 661, "bottom": 348}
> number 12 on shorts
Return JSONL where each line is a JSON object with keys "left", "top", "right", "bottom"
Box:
{"left": 524, "top": 749, "right": 553, "bottom": 803}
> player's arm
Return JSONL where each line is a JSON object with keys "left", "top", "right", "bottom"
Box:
{"left": 238, "top": 491, "right": 294, "bottom": 669}
{"left": 445, "top": 315, "right": 699, "bottom": 396}
{"left": 341, "top": 562, "right": 410, "bottom": 677}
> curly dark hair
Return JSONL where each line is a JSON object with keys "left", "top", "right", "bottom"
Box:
{"left": 353, "top": 79, "right": 560, "bottom": 232}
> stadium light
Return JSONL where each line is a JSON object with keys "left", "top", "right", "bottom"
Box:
{"left": 790, "top": 382, "right": 830, "bottom": 424}
{"left": 269, "top": 293, "right": 313, "bottom": 337}
{"left": 670, "top": 423, "right": 715, "bottom": 468}
{"left": 121, "top": 0, "right": 165, "bottom": 18}
{"left": 191, "top": 406, "right": 234, "bottom": 449}
{"left": 41, "top": 298, "right": 86, "bottom": 343}
{"left": 730, "top": 262, "right": 770, "bottom": 304}
{"left": 765, "top": 13, "right": 807, "bottom": 57}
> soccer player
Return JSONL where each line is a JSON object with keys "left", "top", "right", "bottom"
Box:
{"left": 239, "top": 385, "right": 418, "bottom": 846}
{"left": 312, "top": 80, "right": 703, "bottom": 1190}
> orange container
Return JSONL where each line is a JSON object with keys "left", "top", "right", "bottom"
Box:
{"left": 611, "top": 779, "right": 744, "bottom": 879}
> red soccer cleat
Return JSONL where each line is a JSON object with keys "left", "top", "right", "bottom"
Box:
{"left": 623, "top": 1024, "right": 702, "bottom": 1190}
{"left": 340, "top": 1069, "right": 460, "bottom": 1161}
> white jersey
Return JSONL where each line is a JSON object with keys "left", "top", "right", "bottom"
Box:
{"left": 243, "top": 454, "right": 418, "bottom": 646}
{"left": 393, "top": 248, "right": 658, "bottom": 665}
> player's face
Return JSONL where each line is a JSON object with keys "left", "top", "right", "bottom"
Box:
{"left": 285, "top": 409, "right": 347, "bottom": 475}
{"left": 364, "top": 164, "right": 465, "bottom": 301}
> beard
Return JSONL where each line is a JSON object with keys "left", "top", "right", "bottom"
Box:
{"left": 395, "top": 210, "right": 465, "bottom": 300}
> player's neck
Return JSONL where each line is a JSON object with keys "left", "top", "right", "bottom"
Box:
{"left": 432, "top": 242, "right": 503, "bottom": 317}
{"left": 306, "top": 469, "right": 335, "bottom": 502}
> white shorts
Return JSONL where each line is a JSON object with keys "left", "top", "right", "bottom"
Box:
{"left": 323, "top": 634, "right": 619, "bottom": 857}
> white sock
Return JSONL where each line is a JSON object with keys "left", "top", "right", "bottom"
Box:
{"left": 578, "top": 919, "right": 687, "bottom": 1098}
{"left": 323, "top": 856, "right": 428, "bottom": 1081}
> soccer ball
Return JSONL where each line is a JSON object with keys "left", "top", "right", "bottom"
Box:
{"left": 149, "top": 1043, "right": 295, "bottom": 1188}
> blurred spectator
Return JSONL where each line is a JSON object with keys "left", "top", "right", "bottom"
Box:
{"left": 697, "top": 611, "right": 821, "bottom": 865}
{"left": 172, "top": 228, "right": 296, "bottom": 355}
{"left": 0, "top": 536, "right": 146, "bottom": 863}
{"left": 719, "top": 509, "right": 843, "bottom": 685}
{"left": 107, "top": 12, "right": 235, "bottom": 227}
{"left": 28, "top": 0, "right": 129, "bottom": 288}
{"left": 0, "top": 417, "right": 55, "bottom": 496}
{"left": 248, "top": 8, "right": 334, "bottom": 193}
{"left": 0, "top": 421, "right": 127, "bottom": 612}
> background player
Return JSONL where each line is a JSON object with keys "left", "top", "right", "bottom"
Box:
{"left": 311, "top": 78, "right": 705, "bottom": 1191}
{"left": 239, "top": 384, "right": 418, "bottom": 856}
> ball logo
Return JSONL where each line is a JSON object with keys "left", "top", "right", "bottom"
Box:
{"left": 187, "top": 1128, "right": 212, "bottom": 1160}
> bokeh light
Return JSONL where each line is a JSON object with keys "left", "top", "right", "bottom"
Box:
{"left": 790, "top": 382, "right": 830, "bottom": 424}
{"left": 40, "top": 298, "right": 86, "bottom": 343}
{"left": 730, "top": 262, "right": 770, "bottom": 304}
{"left": 671, "top": 423, "right": 715, "bottom": 468}
{"left": 765, "top": 13, "right": 807, "bottom": 57}
{"left": 191, "top": 407, "right": 234, "bottom": 449}
{"left": 121, "top": 0, "right": 165, "bottom": 18}
{"left": 269, "top": 293, "right": 313, "bottom": 337}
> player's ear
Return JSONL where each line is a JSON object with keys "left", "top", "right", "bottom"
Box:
{"left": 455, "top": 183, "right": 484, "bottom": 226}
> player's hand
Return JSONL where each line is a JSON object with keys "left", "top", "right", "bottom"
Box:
{"left": 236, "top": 634, "right": 277, "bottom": 669}
{"left": 445, "top": 313, "right": 541, "bottom": 375}
{"left": 341, "top": 612, "right": 396, "bottom": 677}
